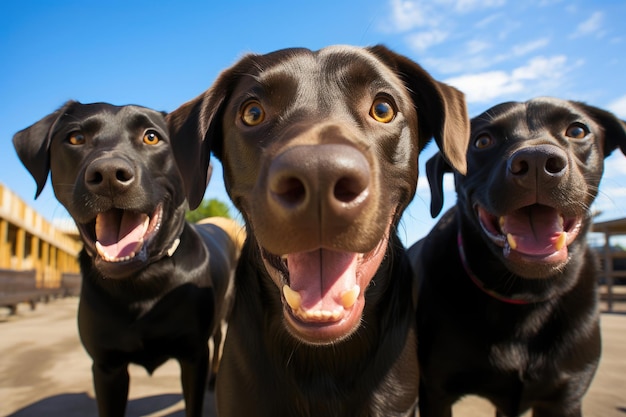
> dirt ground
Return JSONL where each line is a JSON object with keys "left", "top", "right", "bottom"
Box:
{"left": 1, "top": 297, "right": 624, "bottom": 417}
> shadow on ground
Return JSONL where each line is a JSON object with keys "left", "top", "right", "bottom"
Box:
{"left": 7, "top": 392, "right": 188, "bottom": 417}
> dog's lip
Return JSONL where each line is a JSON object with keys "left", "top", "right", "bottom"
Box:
{"left": 261, "top": 234, "right": 388, "bottom": 344}
{"left": 476, "top": 203, "right": 582, "bottom": 262}
{"left": 79, "top": 204, "right": 163, "bottom": 265}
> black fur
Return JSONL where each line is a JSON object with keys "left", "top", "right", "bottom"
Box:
{"left": 167, "top": 45, "right": 470, "bottom": 416}
{"left": 13, "top": 101, "right": 238, "bottom": 417}
{"left": 411, "top": 97, "right": 626, "bottom": 417}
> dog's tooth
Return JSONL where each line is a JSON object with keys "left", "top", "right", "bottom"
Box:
{"left": 95, "top": 241, "right": 106, "bottom": 258}
{"left": 558, "top": 215, "right": 564, "bottom": 229}
{"left": 506, "top": 234, "right": 518, "bottom": 250}
{"left": 320, "top": 310, "right": 333, "bottom": 320}
{"left": 95, "top": 241, "right": 115, "bottom": 262}
{"left": 166, "top": 238, "right": 179, "bottom": 257}
{"left": 282, "top": 285, "right": 302, "bottom": 311}
{"left": 95, "top": 215, "right": 104, "bottom": 239}
{"left": 555, "top": 232, "right": 567, "bottom": 251}
{"left": 499, "top": 216, "right": 505, "bottom": 229}
{"left": 142, "top": 215, "right": 150, "bottom": 232}
{"left": 340, "top": 285, "right": 361, "bottom": 309}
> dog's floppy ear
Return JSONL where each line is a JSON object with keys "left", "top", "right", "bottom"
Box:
{"left": 576, "top": 102, "right": 626, "bottom": 158}
{"left": 12, "top": 100, "right": 78, "bottom": 198}
{"left": 167, "top": 59, "right": 249, "bottom": 210}
{"left": 426, "top": 152, "right": 453, "bottom": 218}
{"left": 368, "top": 45, "right": 470, "bottom": 175}
{"left": 167, "top": 94, "right": 217, "bottom": 210}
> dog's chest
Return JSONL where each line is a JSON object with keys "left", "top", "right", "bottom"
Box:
{"left": 485, "top": 308, "right": 561, "bottom": 383}
{"left": 489, "top": 342, "right": 529, "bottom": 372}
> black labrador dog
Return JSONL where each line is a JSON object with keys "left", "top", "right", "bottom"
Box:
{"left": 167, "top": 45, "right": 470, "bottom": 417}
{"left": 410, "top": 97, "right": 626, "bottom": 417}
{"left": 12, "top": 101, "right": 240, "bottom": 417}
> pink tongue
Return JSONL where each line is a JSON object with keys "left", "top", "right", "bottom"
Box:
{"left": 503, "top": 205, "right": 563, "bottom": 255}
{"left": 96, "top": 210, "right": 148, "bottom": 259}
{"left": 286, "top": 249, "right": 358, "bottom": 311}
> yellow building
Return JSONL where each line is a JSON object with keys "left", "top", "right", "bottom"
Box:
{"left": 0, "top": 183, "right": 81, "bottom": 289}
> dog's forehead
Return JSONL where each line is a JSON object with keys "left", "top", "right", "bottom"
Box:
{"left": 239, "top": 46, "right": 408, "bottom": 99}
{"left": 473, "top": 98, "right": 599, "bottom": 135}
{"left": 117, "top": 105, "right": 167, "bottom": 130}
{"left": 59, "top": 103, "right": 166, "bottom": 132}
{"left": 525, "top": 98, "right": 601, "bottom": 129}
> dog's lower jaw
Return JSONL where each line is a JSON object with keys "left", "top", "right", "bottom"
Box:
{"left": 81, "top": 202, "right": 185, "bottom": 279}
{"left": 93, "top": 236, "right": 181, "bottom": 279}
{"left": 262, "top": 234, "right": 389, "bottom": 345}
{"left": 475, "top": 203, "right": 584, "bottom": 278}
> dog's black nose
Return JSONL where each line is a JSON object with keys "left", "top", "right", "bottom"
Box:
{"left": 507, "top": 145, "right": 568, "bottom": 187}
{"left": 85, "top": 157, "right": 136, "bottom": 196}
{"left": 268, "top": 144, "right": 371, "bottom": 223}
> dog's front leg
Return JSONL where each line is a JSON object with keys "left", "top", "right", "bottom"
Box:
{"left": 179, "top": 349, "right": 209, "bottom": 417}
{"left": 92, "top": 361, "right": 130, "bottom": 416}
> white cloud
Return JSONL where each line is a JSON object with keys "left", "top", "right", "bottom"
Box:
{"left": 445, "top": 71, "right": 523, "bottom": 103}
{"left": 538, "top": 0, "right": 566, "bottom": 6}
{"left": 387, "top": 0, "right": 431, "bottom": 31}
{"left": 386, "top": 0, "right": 505, "bottom": 33}
{"left": 570, "top": 11, "right": 604, "bottom": 38}
{"left": 450, "top": 0, "right": 506, "bottom": 13}
{"left": 466, "top": 39, "right": 491, "bottom": 54}
{"left": 474, "top": 12, "right": 503, "bottom": 28}
{"left": 607, "top": 94, "right": 626, "bottom": 119}
{"left": 510, "top": 38, "right": 549, "bottom": 56}
{"left": 423, "top": 37, "right": 550, "bottom": 75}
{"left": 444, "top": 55, "right": 568, "bottom": 103}
{"left": 511, "top": 55, "right": 567, "bottom": 80}
{"left": 406, "top": 30, "right": 449, "bottom": 52}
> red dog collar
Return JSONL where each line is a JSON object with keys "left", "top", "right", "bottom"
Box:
{"left": 457, "top": 231, "right": 531, "bottom": 305}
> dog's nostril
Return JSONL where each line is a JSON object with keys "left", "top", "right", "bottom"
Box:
{"left": 115, "top": 168, "right": 134, "bottom": 183}
{"left": 545, "top": 156, "right": 566, "bottom": 174}
{"left": 334, "top": 176, "right": 367, "bottom": 204}
{"left": 87, "top": 171, "right": 104, "bottom": 185}
{"left": 273, "top": 176, "right": 306, "bottom": 206}
{"left": 509, "top": 159, "right": 529, "bottom": 176}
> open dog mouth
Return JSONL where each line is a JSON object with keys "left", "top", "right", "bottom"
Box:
{"left": 261, "top": 236, "right": 388, "bottom": 344}
{"left": 78, "top": 204, "right": 164, "bottom": 277}
{"left": 476, "top": 203, "right": 582, "bottom": 263}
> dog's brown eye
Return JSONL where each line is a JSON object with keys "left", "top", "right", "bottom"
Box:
{"left": 370, "top": 98, "right": 395, "bottom": 123}
{"left": 241, "top": 101, "right": 265, "bottom": 126}
{"left": 68, "top": 132, "right": 85, "bottom": 145}
{"left": 143, "top": 131, "right": 160, "bottom": 145}
{"left": 474, "top": 134, "right": 493, "bottom": 149}
{"left": 565, "top": 123, "right": 589, "bottom": 139}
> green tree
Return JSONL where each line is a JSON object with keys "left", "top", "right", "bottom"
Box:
{"left": 186, "top": 198, "right": 231, "bottom": 223}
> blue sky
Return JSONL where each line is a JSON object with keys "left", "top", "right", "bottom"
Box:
{"left": 1, "top": 0, "right": 625, "bottom": 247}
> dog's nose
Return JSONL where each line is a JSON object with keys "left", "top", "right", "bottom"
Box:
{"left": 507, "top": 145, "right": 568, "bottom": 187}
{"left": 85, "top": 157, "right": 136, "bottom": 196}
{"left": 268, "top": 144, "right": 371, "bottom": 223}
